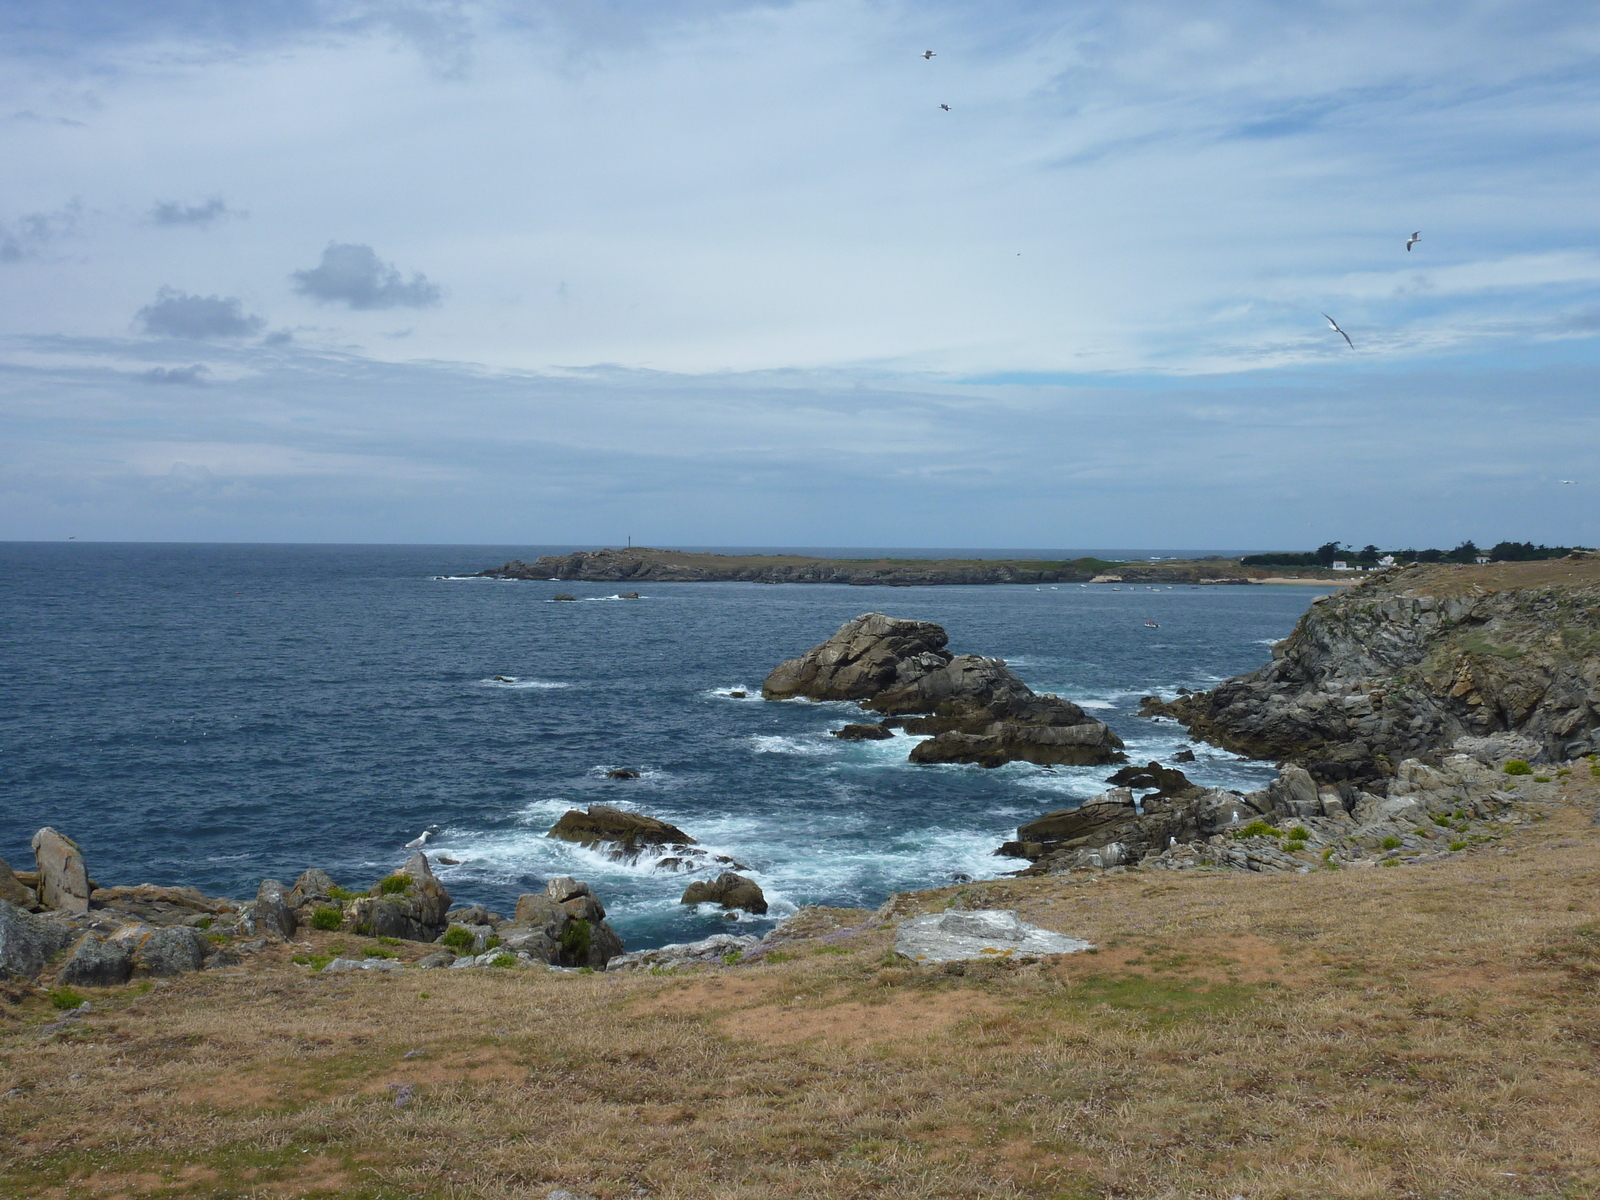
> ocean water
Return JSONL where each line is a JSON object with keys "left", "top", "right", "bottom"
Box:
{"left": 1, "top": 543, "right": 1329, "bottom": 950}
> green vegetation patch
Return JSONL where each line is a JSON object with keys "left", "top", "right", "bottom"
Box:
{"left": 377, "top": 874, "right": 412, "bottom": 895}
{"left": 309, "top": 906, "right": 343, "bottom": 931}
{"left": 1381, "top": 836, "right": 1403, "bottom": 850}
{"left": 440, "top": 925, "right": 476, "bottom": 952}
{"left": 1233, "top": 820, "right": 1283, "bottom": 840}
{"left": 1055, "top": 974, "right": 1256, "bottom": 1026}
{"left": 1461, "top": 632, "right": 1523, "bottom": 660}
{"left": 1503, "top": 760, "right": 1533, "bottom": 776}
{"left": 48, "top": 987, "right": 85, "bottom": 1011}
{"left": 559, "top": 918, "right": 592, "bottom": 960}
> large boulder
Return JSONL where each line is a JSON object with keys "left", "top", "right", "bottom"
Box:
{"left": 547, "top": 806, "right": 696, "bottom": 861}
{"left": 55, "top": 933, "right": 134, "bottom": 987}
{"left": 0, "top": 900, "right": 76, "bottom": 980}
{"left": 762, "top": 613, "right": 951, "bottom": 701}
{"left": 288, "top": 869, "right": 338, "bottom": 909}
{"left": 31, "top": 828, "right": 90, "bottom": 914}
{"left": 894, "top": 910, "right": 1093, "bottom": 963}
{"left": 505, "top": 878, "right": 624, "bottom": 969}
{"left": 0, "top": 857, "right": 37, "bottom": 910}
{"left": 347, "top": 856, "right": 451, "bottom": 943}
{"left": 242, "top": 879, "right": 297, "bottom": 941}
{"left": 680, "top": 872, "right": 768, "bottom": 914}
{"left": 131, "top": 926, "right": 212, "bottom": 977}
{"left": 764, "top": 614, "right": 1124, "bottom": 768}
{"left": 89, "top": 884, "right": 237, "bottom": 926}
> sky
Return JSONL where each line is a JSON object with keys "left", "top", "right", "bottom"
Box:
{"left": 2, "top": 0, "right": 1598, "bottom": 550}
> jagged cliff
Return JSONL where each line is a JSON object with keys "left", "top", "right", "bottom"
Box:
{"left": 1145, "top": 555, "right": 1600, "bottom": 779}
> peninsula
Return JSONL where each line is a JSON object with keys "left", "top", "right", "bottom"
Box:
{"left": 475, "top": 546, "right": 1352, "bottom": 586}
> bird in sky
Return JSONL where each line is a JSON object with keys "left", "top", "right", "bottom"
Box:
{"left": 1406, "top": 231, "right": 1421, "bottom": 251}
{"left": 1322, "top": 313, "right": 1354, "bottom": 349}
{"left": 1561, "top": 480, "right": 1576, "bottom": 484}
{"left": 940, "top": 103, "right": 950, "bottom": 111}
{"left": 922, "top": 50, "right": 936, "bottom": 59}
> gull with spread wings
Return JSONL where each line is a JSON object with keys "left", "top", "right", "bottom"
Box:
{"left": 1322, "top": 313, "right": 1354, "bottom": 349}
{"left": 1406, "top": 231, "right": 1421, "bottom": 251}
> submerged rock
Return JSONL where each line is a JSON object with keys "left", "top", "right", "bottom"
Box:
{"left": 832, "top": 722, "right": 894, "bottom": 740}
{"left": 894, "top": 910, "right": 1093, "bottom": 963}
{"left": 547, "top": 805, "right": 695, "bottom": 860}
{"left": 764, "top": 613, "right": 1124, "bottom": 767}
{"left": 680, "top": 872, "right": 767, "bottom": 914}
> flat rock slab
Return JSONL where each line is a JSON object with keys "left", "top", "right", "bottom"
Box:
{"left": 895, "top": 909, "right": 1093, "bottom": 964}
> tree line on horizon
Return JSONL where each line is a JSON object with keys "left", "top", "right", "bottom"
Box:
{"left": 1240, "top": 541, "right": 1588, "bottom": 568}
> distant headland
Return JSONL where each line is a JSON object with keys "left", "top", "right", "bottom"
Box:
{"left": 474, "top": 546, "right": 1353, "bottom": 586}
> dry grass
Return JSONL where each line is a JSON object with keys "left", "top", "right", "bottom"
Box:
{"left": 5, "top": 779, "right": 1600, "bottom": 1200}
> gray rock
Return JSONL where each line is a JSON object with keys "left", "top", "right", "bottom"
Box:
{"left": 446, "top": 904, "right": 494, "bottom": 927}
{"left": 417, "top": 950, "right": 457, "bottom": 969}
{"left": 547, "top": 806, "right": 696, "bottom": 861}
{"left": 31, "top": 828, "right": 90, "bottom": 914}
{"left": 548, "top": 1189, "right": 598, "bottom": 1200}
{"left": 544, "top": 876, "right": 591, "bottom": 904}
{"left": 245, "top": 879, "right": 297, "bottom": 942}
{"left": 0, "top": 856, "right": 37, "bottom": 910}
{"left": 0, "top": 899, "right": 76, "bottom": 980}
{"left": 131, "top": 926, "right": 211, "bottom": 976}
{"left": 55, "top": 932, "right": 134, "bottom": 987}
{"left": 894, "top": 910, "right": 1093, "bottom": 964}
{"left": 344, "top": 856, "right": 451, "bottom": 943}
{"left": 1266, "top": 766, "right": 1321, "bottom": 819}
{"left": 607, "top": 933, "right": 759, "bottom": 972}
{"left": 322, "top": 956, "right": 403, "bottom": 973}
{"left": 679, "top": 872, "right": 768, "bottom": 914}
{"left": 288, "top": 868, "right": 338, "bottom": 908}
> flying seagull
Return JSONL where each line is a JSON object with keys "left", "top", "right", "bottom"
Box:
{"left": 1322, "top": 313, "right": 1354, "bottom": 349}
{"left": 939, "top": 103, "right": 950, "bottom": 111}
{"left": 922, "top": 50, "right": 936, "bottom": 59}
{"left": 1561, "top": 480, "right": 1576, "bottom": 484}
{"left": 1406, "top": 231, "right": 1421, "bottom": 252}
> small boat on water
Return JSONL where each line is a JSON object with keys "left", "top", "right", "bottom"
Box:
{"left": 1143, "top": 620, "right": 1160, "bottom": 628}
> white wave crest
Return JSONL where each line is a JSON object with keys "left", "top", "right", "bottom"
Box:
{"left": 747, "top": 734, "right": 834, "bottom": 756}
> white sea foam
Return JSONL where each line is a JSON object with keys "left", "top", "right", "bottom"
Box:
{"left": 1073, "top": 699, "right": 1116, "bottom": 710}
{"left": 477, "top": 676, "right": 572, "bottom": 689}
{"left": 747, "top": 734, "right": 834, "bottom": 756}
{"left": 707, "top": 685, "right": 761, "bottom": 700}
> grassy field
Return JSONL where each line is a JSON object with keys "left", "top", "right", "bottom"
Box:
{"left": 5, "top": 773, "right": 1600, "bottom": 1200}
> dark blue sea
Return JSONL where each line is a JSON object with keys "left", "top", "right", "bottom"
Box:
{"left": 1, "top": 544, "right": 1330, "bottom": 950}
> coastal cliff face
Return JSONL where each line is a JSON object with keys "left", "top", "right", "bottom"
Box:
{"left": 1146, "top": 556, "right": 1600, "bottom": 777}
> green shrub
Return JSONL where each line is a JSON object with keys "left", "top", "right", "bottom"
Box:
{"left": 1381, "top": 859, "right": 1400, "bottom": 867}
{"left": 722, "top": 949, "right": 744, "bottom": 965}
{"left": 1287, "top": 827, "right": 1310, "bottom": 841}
{"left": 1432, "top": 814, "right": 1453, "bottom": 827}
{"left": 327, "top": 886, "right": 361, "bottom": 901}
{"left": 440, "top": 926, "right": 475, "bottom": 952}
{"left": 1232, "top": 820, "right": 1283, "bottom": 840}
{"left": 291, "top": 954, "right": 311, "bottom": 965}
{"left": 1503, "top": 760, "right": 1533, "bottom": 776}
{"left": 1381, "top": 835, "right": 1402, "bottom": 850}
{"left": 193, "top": 916, "right": 212, "bottom": 930}
{"left": 1534, "top": 775, "right": 1551, "bottom": 783}
{"left": 377, "top": 936, "right": 401, "bottom": 946}
{"left": 49, "top": 987, "right": 85, "bottom": 1010}
{"left": 353, "top": 919, "right": 373, "bottom": 936}
{"left": 560, "top": 919, "right": 592, "bottom": 961}
{"left": 484, "top": 935, "right": 501, "bottom": 951}
{"left": 378, "top": 874, "right": 411, "bottom": 895}
{"left": 310, "top": 906, "right": 343, "bottom": 931}
{"left": 1449, "top": 841, "right": 1468, "bottom": 851}
{"left": 489, "top": 952, "right": 516, "bottom": 968}
{"left": 362, "top": 947, "right": 397, "bottom": 959}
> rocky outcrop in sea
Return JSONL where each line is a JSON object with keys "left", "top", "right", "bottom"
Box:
{"left": 1142, "top": 556, "right": 1600, "bottom": 780}
{"left": 763, "top": 612, "right": 1126, "bottom": 767}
